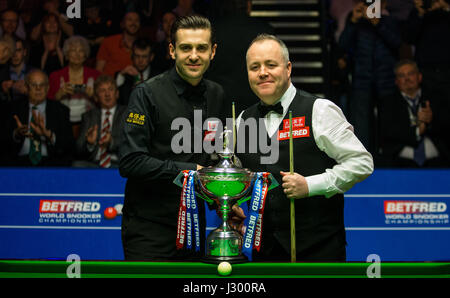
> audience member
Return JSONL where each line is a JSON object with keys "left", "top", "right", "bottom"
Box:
{"left": 96, "top": 12, "right": 141, "bottom": 77}
{"left": 338, "top": 0, "right": 401, "bottom": 156}
{"left": 152, "top": 11, "right": 176, "bottom": 73}
{"left": 206, "top": 0, "right": 274, "bottom": 116}
{"left": 404, "top": 0, "right": 450, "bottom": 107}
{"left": 0, "top": 9, "right": 26, "bottom": 40}
{"left": 8, "top": 69, "right": 74, "bottom": 166}
{"left": 173, "top": 0, "right": 196, "bottom": 17}
{"left": 380, "top": 60, "right": 450, "bottom": 167}
{"left": 28, "top": 12, "right": 65, "bottom": 75}
{"left": 47, "top": 35, "right": 101, "bottom": 139}
{"left": 3, "top": 38, "right": 34, "bottom": 102}
{"left": 29, "top": 0, "right": 74, "bottom": 41}
{"left": 117, "top": 38, "right": 157, "bottom": 105}
{"left": 0, "top": 35, "right": 14, "bottom": 102}
{"left": 72, "top": 0, "right": 114, "bottom": 64}
{"left": 74, "top": 75, "right": 127, "bottom": 168}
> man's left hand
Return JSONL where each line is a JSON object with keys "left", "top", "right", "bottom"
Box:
{"left": 280, "top": 171, "right": 309, "bottom": 199}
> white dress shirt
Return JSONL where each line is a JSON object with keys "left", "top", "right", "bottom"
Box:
{"left": 398, "top": 89, "right": 439, "bottom": 160}
{"left": 237, "top": 83, "right": 374, "bottom": 198}
{"left": 17, "top": 101, "right": 53, "bottom": 157}
{"left": 88, "top": 106, "right": 117, "bottom": 161}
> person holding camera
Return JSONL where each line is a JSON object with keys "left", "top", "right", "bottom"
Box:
{"left": 379, "top": 59, "right": 450, "bottom": 167}
{"left": 405, "top": 0, "right": 450, "bottom": 120}
{"left": 338, "top": 0, "right": 402, "bottom": 159}
{"left": 47, "top": 35, "right": 100, "bottom": 139}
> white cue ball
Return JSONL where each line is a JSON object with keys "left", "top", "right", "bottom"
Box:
{"left": 218, "top": 261, "right": 232, "bottom": 276}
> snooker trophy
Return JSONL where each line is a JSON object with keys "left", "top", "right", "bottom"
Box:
{"left": 174, "top": 129, "right": 278, "bottom": 263}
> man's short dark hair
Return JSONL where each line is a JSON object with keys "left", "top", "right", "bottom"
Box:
{"left": 394, "top": 59, "right": 420, "bottom": 75}
{"left": 94, "top": 75, "right": 117, "bottom": 93}
{"left": 170, "top": 15, "right": 215, "bottom": 45}
{"left": 132, "top": 38, "right": 152, "bottom": 53}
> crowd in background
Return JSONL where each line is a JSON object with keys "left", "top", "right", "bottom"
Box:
{"left": 0, "top": 0, "right": 449, "bottom": 168}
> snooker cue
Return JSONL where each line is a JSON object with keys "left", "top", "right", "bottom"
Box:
{"left": 232, "top": 102, "right": 236, "bottom": 151}
{"left": 289, "top": 110, "right": 296, "bottom": 262}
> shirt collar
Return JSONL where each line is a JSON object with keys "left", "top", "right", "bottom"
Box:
{"left": 29, "top": 100, "right": 46, "bottom": 113}
{"left": 274, "top": 83, "right": 296, "bottom": 116}
{"left": 401, "top": 89, "right": 422, "bottom": 105}
{"left": 169, "top": 67, "right": 205, "bottom": 96}
{"left": 102, "top": 105, "right": 117, "bottom": 115}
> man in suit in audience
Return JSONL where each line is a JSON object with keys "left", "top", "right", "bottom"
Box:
{"left": 74, "top": 75, "right": 127, "bottom": 168}
{"left": 379, "top": 59, "right": 450, "bottom": 167}
{"left": 9, "top": 69, "right": 74, "bottom": 166}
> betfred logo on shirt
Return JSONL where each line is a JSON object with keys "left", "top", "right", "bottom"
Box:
{"left": 384, "top": 201, "right": 447, "bottom": 214}
{"left": 39, "top": 200, "right": 101, "bottom": 213}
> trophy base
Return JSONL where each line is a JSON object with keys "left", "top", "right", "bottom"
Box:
{"left": 202, "top": 255, "right": 248, "bottom": 264}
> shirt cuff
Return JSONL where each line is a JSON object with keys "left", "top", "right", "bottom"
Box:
{"left": 305, "top": 173, "right": 332, "bottom": 198}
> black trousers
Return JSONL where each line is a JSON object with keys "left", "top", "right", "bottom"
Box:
{"left": 121, "top": 214, "right": 204, "bottom": 261}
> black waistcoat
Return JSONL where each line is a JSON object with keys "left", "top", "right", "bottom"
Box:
{"left": 237, "top": 89, "right": 345, "bottom": 253}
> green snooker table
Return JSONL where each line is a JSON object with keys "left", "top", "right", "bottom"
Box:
{"left": 0, "top": 260, "right": 449, "bottom": 278}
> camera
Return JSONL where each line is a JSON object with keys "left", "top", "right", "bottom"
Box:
{"left": 72, "top": 84, "right": 86, "bottom": 94}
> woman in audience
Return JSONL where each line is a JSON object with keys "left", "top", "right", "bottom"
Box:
{"left": 29, "top": 12, "right": 65, "bottom": 75}
{"left": 48, "top": 35, "right": 100, "bottom": 139}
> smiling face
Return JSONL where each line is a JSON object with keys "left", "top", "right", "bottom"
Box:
{"left": 67, "top": 43, "right": 86, "bottom": 66}
{"left": 96, "top": 81, "right": 118, "bottom": 109}
{"left": 1, "top": 11, "right": 18, "bottom": 35}
{"left": 395, "top": 63, "right": 422, "bottom": 97}
{"left": 27, "top": 71, "right": 49, "bottom": 105}
{"left": 246, "top": 39, "right": 292, "bottom": 105}
{"left": 122, "top": 12, "right": 140, "bottom": 36}
{"left": 169, "top": 28, "right": 216, "bottom": 86}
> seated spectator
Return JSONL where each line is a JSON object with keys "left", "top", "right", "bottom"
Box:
{"left": 379, "top": 60, "right": 450, "bottom": 167}
{"left": 29, "top": 0, "right": 74, "bottom": 41}
{"left": 152, "top": 11, "right": 176, "bottom": 74}
{"left": 8, "top": 69, "right": 74, "bottom": 167}
{"left": 339, "top": 0, "right": 401, "bottom": 156}
{"left": 96, "top": 12, "right": 141, "bottom": 77}
{"left": 74, "top": 75, "right": 127, "bottom": 168}
{"left": 0, "top": 9, "right": 26, "bottom": 40}
{"left": 0, "top": 35, "right": 14, "bottom": 102}
{"left": 47, "top": 35, "right": 101, "bottom": 139}
{"left": 28, "top": 12, "right": 65, "bottom": 75}
{"left": 73, "top": 0, "right": 114, "bottom": 65}
{"left": 2, "top": 38, "right": 34, "bottom": 102}
{"left": 405, "top": 0, "right": 450, "bottom": 111}
{"left": 173, "top": 0, "right": 197, "bottom": 18}
{"left": 116, "top": 38, "right": 158, "bottom": 105}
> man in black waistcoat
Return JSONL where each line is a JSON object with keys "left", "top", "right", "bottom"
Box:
{"left": 236, "top": 34, "right": 374, "bottom": 261}
{"left": 119, "top": 15, "right": 226, "bottom": 261}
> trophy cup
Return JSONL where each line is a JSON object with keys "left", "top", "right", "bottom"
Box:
{"left": 174, "top": 129, "right": 278, "bottom": 263}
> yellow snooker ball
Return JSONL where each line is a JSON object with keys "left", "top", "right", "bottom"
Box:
{"left": 218, "top": 261, "right": 232, "bottom": 276}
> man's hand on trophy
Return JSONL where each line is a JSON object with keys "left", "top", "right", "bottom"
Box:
{"left": 228, "top": 204, "right": 247, "bottom": 235}
{"left": 280, "top": 171, "right": 309, "bottom": 199}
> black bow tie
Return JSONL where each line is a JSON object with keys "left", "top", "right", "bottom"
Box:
{"left": 258, "top": 102, "right": 283, "bottom": 116}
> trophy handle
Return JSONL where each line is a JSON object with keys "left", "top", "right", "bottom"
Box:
{"left": 234, "top": 173, "right": 279, "bottom": 206}
{"left": 172, "top": 171, "right": 215, "bottom": 204}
